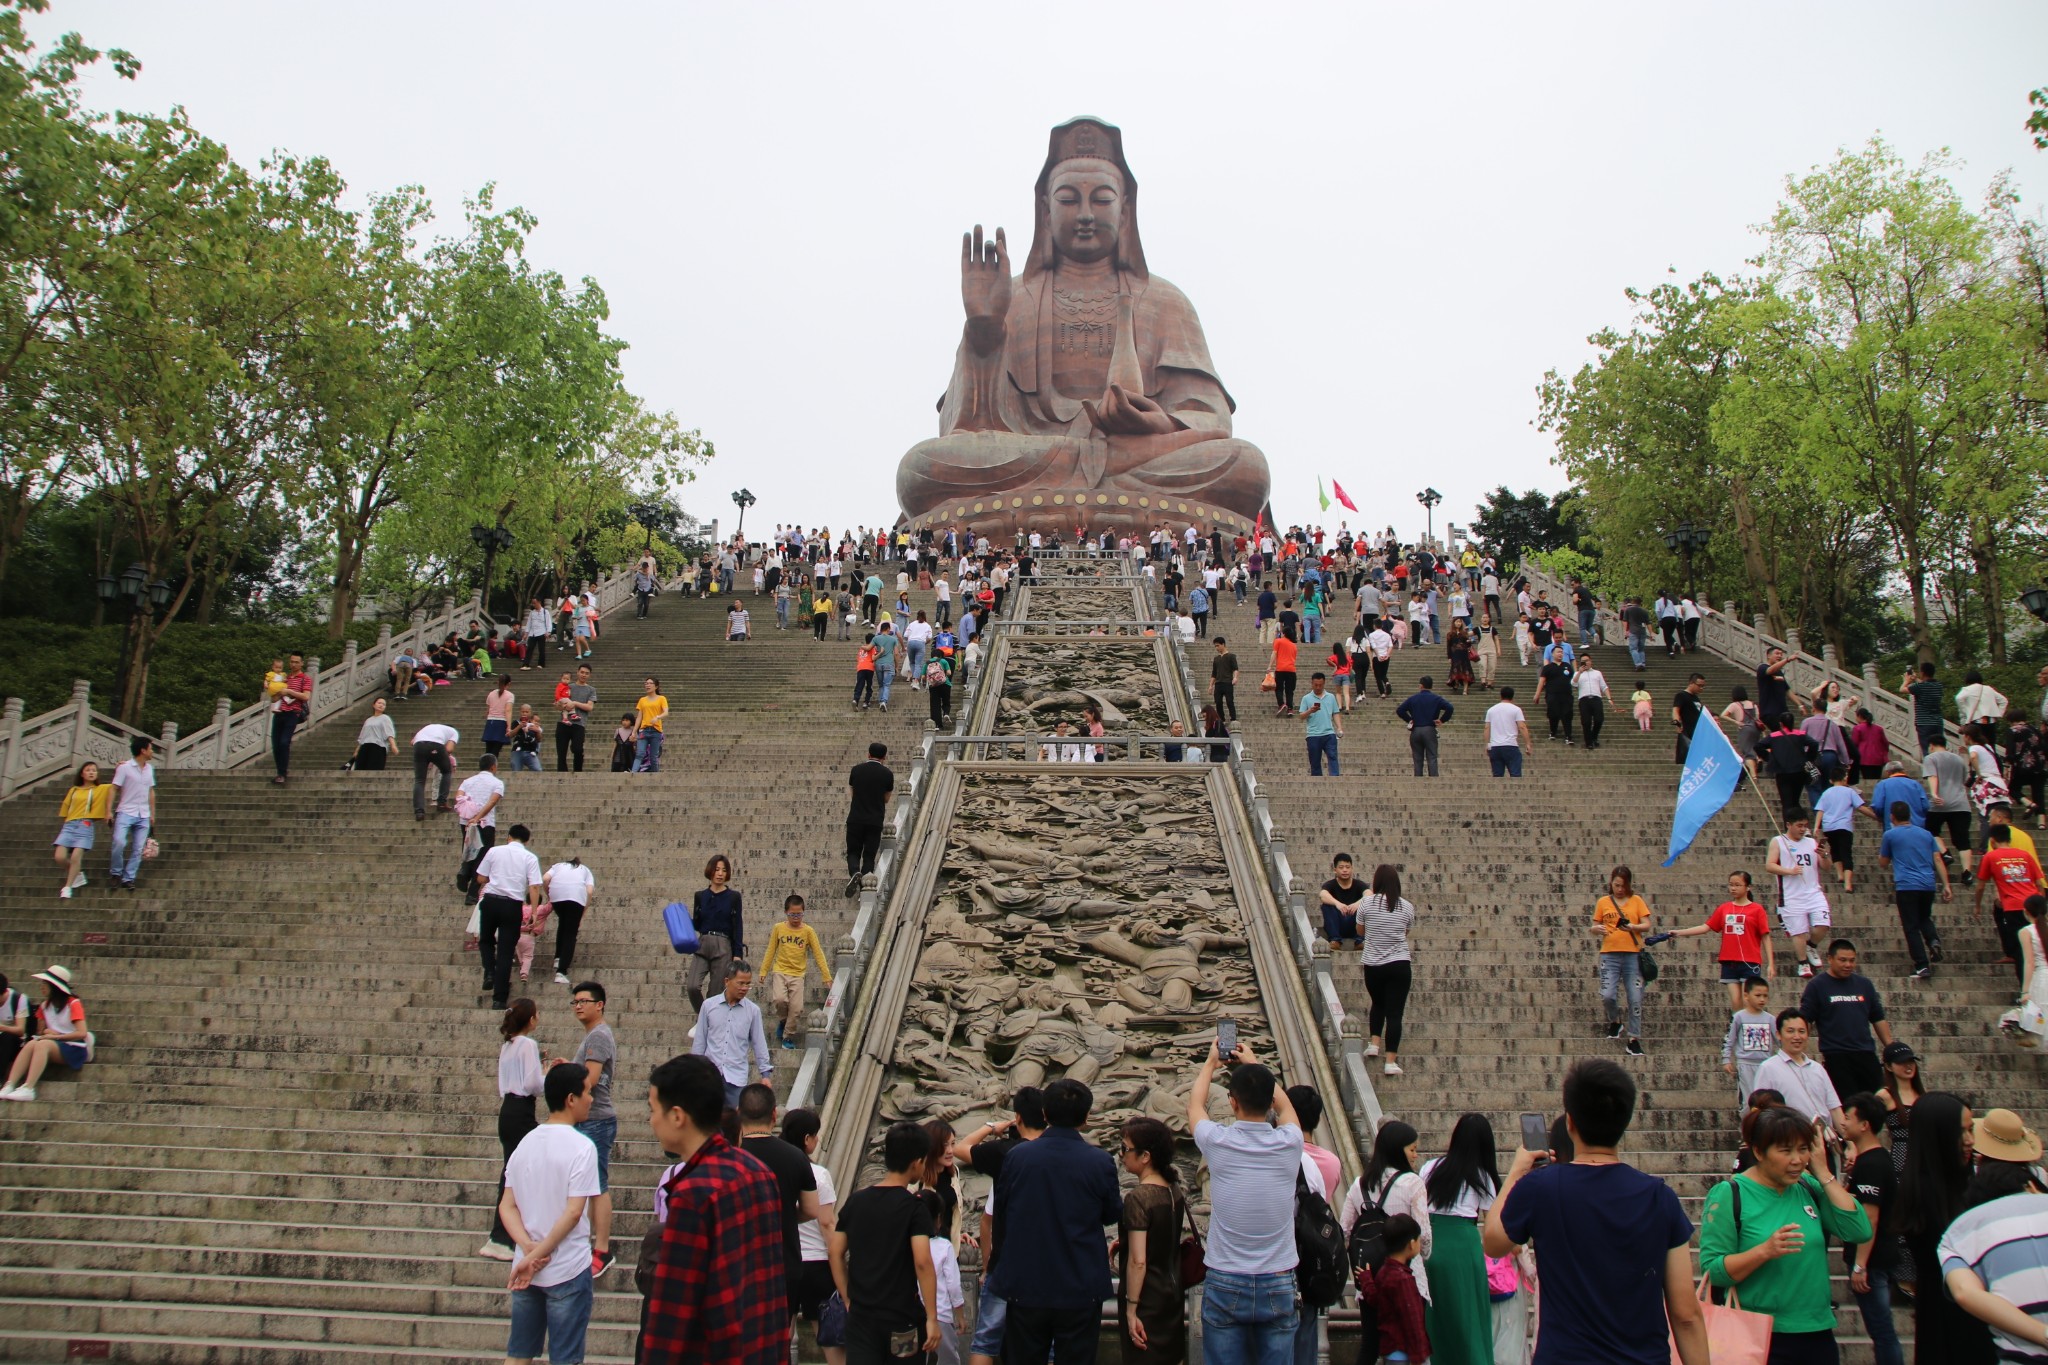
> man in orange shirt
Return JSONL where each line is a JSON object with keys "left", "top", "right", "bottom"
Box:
{"left": 1974, "top": 824, "right": 2045, "bottom": 982}
{"left": 1272, "top": 632, "right": 1299, "bottom": 715}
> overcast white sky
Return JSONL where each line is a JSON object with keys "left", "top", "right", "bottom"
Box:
{"left": 42, "top": 2, "right": 2048, "bottom": 543}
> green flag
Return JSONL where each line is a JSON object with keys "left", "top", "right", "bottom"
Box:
{"left": 1317, "top": 476, "right": 1331, "bottom": 512}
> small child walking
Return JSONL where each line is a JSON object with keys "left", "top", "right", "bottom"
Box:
{"left": 1514, "top": 614, "right": 1534, "bottom": 667}
{"left": 761, "top": 894, "right": 834, "bottom": 1049}
{"left": 1632, "top": 687, "right": 1654, "bottom": 732}
{"left": 1721, "top": 977, "right": 1776, "bottom": 1112}
{"left": 609, "top": 713, "right": 638, "bottom": 772}
{"left": 1358, "top": 1213, "right": 1431, "bottom": 1363}
{"left": 514, "top": 900, "right": 552, "bottom": 982}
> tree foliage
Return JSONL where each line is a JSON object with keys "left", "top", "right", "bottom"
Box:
{"left": 1541, "top": 139, "right": 2048, "bottom": 670}
{"left": 0, "top": 3, "right": 710, "bottom": 721}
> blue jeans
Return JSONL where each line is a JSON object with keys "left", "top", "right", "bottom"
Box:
{"left": 1579, "top": 608, "right": 1596, "bottom": 643}
{"left": 1292, "top": 1306, "right": 1321, "bottom": 1365}
{"left": 635, "top": 730, "right": 665, "bottom": 772}
{"left": 1627, "top": 629, "right": 1647, "bottom": 669}
{"left": 1488, "top": 744, "right": 1523, "bottom": 777}
{"left": 507, "top": 1267, "right": 592, "bottom": 1364}
{"left": 1201, "top": 1268, "right": 1298, "bottom": 1365}
{"left": 110, "top": 812, "right": 150, "bottom": 884}
{"left": 1320, "top": 904, "right": 1359, "bottom": 944}
{"left": 775, "top": 598, "right": 789, "bottom": 628}
{"left": 1807, "top": 751, "right": 1840, "bottom": 807}
{"left": 1853, "top": 1265, "right": 1905, "bottom": 1365}
{"left": 511, "top": 750, "right": 541, "bottom": 772}
{"left": 1599, "top": 951, "right": 1643, "bottom": 1038}
{"left": 876, "top": 666, "right": 894, "bottom": 705}
{"left": 906, "top": 641, "right": 926, "bottom": 684}
{"left": 1306, "top": 733, "right": 1340, "bottom": 777}
{"left": 1303, "top": 615, "right": 1321, "bottom": 644}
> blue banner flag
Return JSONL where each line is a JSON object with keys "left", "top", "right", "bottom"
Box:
{"left": 1664, "top": 711, "right": 1743, "bottom": 866}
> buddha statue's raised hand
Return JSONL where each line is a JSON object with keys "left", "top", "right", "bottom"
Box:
{"left": 961, "top": 224, "right": 1010, "bottom": 354}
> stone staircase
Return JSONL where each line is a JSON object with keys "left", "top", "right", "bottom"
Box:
{"left": 0, "top": 578, "right": 951, "bottom": 1363}
{"left": 1221, "top": 598, "right": 2048, "bottom": 1359}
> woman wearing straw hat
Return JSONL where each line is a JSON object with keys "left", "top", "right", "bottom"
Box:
{"left": 0, "top": 966, "right": 90, "bottom": 1103}
{"left": 1941, "top": 1110, "right": 2048, "bottom": 1362}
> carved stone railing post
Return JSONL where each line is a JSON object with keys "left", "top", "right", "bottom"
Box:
{"left": 1785, "top": 629, "right": 1802, "bottom": 655}
{"left": 68, "top": 681, "right": 91, "bottom": 769}
{"left": 158, "top": 720, "right": 179, "bottom": 769}
{"left": 0, "top": 697, "right": 22, "bottom": 798}
{"left": 212, "top": 698, "right": 234, "bottom": 767}
{"left": 340, "top": 640, "right": 359, "bottom": 707}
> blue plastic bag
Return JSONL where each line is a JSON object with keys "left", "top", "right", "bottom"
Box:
{"left": 662, "top": 901, "right": 698, "bottom": 954}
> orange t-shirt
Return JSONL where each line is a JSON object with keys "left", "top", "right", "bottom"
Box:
{"left": 1273, "top": 637, "right": 1298, "bottom": 673}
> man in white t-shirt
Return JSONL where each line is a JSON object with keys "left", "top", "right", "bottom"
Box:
{"left": 109, "top": 736, "right": 157, "bottom": 890}
{"left": 1365, "top": 626, "right": 1395, "bottom": 699}
{"left": 411, "top": 722, "right": 459, "bottom": 820}
{"left": 499, "top": 1061, "right": 601, "bottom": 1361}
{"left": 475, "top": 822, "right": 543, "bottom": 1010}
{"left": 1768, "top": 816, "right": 1833, "bottom": 977}
{"left": 1190, "top": 1040, "right": 1303, "bottom": 1355}
{"left": 1574, "top": 659, "right": 1613, "bottom": 750}
{"left": 933, "top": 574, "right": 953, "bottom": 627}
{"left": 1485, "top": 687, "right": 1533, "bottom": 778}
{"left": 457, "top": 754, "right": 508, "bottom": 906}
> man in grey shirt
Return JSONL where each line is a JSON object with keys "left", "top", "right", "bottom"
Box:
{"left": 1922, "top": 735, "right": 1977, "bottom": 882}
{"left": 564, "top": 979, "right": 618, "bottom": 1278}
{"left": 556, "top": 664, "right": 597, "bottom": 772}
{"left": 1189, "top": 1039, "right": 1303, "bottom": 1357}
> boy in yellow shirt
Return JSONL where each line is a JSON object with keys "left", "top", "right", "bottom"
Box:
{"left": 762, "top": 894, "right": 833, "bottom": 1049}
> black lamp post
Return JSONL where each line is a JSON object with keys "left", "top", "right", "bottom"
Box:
{"left": 102, "top": 562, "right": 172, "bottom": 722}
{"left": 1415, "top": 488, "right": 1443, "bottom": 547}
{"left": 2021, "top": 586, "right": 2048, "bottom": 624}
{"left": 1663, "top": 521, "right": 1711, "bottom": 600}
{"left": 469, "top": 522, "right": 513, "bottom": 614}
{"left": 731, "top": 488, "right": 757, "bottom": 543}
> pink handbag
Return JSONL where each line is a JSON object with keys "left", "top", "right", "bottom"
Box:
{"left": 1671, "top": 1274, "right": 1770, "bottom": 1365}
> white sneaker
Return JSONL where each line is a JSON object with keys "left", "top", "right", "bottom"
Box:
{"left": 58, "top": 887, "right": 71, "bottom": 899}
{"left": 1797, "top": 963, "right": 1813, "bottom": 978}
{"left": 3, "top": 1087, "right": 34, "bottom": 1102}
{"left": 68, "top": 872, "right": 86, "bottom": 890}
{"left": 478, "top": 1241, "right": 515, "bottom": 1261}
{"left": 0, "top": 1085, "right": 15, "bottom": 1098}
{"left": 1382, "top": 1062, "right": 1403, "bottom": 1076}
{"left": 1363, "top": 1042, "right": 1380, "bottom": 1057}
{"left": 554, "top": 973, "right": 571, "bottom": 985}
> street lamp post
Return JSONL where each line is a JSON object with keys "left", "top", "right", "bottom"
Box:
{"left": 1662, "top": 522, "right": 1712, "bottom": 600}
{"left": 731, "top": 488, "right": 757, "bottom": 544}
{"left": 97, "top": 562, "right": 173, "bottom": 723}
{"left": 1415, "top": 488, "right": 1443, "bottom": 548}
{"left": 2020, "top": 586, "right": 2048, "bottom": 625}
{"left": 469, "top": 522, "right": 513, "bottom": 617}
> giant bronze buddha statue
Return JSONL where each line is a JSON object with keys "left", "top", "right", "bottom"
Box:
{"left": 896, "top": 117, "right": 1271, "bottom": 539}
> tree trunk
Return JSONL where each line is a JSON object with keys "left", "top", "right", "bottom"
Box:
{"left": 1971, "top": 515, "right": 2007, "bottom": 664}
{"left": 1728, "top": 475, "right": 1787, "bottom": 633}
{"left": 328, "top": 529, "right": 363, "bottom": 640}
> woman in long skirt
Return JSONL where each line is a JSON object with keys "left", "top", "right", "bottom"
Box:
{"left": 1420, "top": 1113, "right": 1499, "bottom": 1365}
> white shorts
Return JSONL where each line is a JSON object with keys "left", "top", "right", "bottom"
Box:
{"left": 1779, "top": 900, "right": 1832, "bottom": 938}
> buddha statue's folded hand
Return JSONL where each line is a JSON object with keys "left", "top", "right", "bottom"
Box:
{"left": 1081, "top": 382, "right": 1177, "bottom": 438}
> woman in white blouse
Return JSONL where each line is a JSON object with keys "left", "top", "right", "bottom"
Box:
{"left": 1418, "top": 1114, "right": 1500, "bottom": 1364}
{"left": 1339, "top": 1119, "right": 1435, "bottom": 1302}
{"left": 480, "top": 998, "right": 545, "bottom": 1260}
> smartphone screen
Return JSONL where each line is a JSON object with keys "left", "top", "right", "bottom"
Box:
{"left": 1216, "top": 1020, "right": 1238, "bottom": 1060}
{"left": 1519, "top": 1112, "right": 1549, "bottom": 1152}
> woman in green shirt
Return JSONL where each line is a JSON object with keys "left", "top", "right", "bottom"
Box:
{"left": 1701, "top": 1105, "right": 1872, "bottom": 1363}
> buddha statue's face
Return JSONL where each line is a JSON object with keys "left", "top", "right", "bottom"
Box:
{"left": 1048, "top": 159, "right": 1125, "bottom": 265}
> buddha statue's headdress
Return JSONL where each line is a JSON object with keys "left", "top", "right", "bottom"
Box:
{"left": 1023, "top": 116, "right": 1147, "bottom": 283}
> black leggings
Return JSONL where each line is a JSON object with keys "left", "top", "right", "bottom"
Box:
{"left": 552, "top": 901, "right": 585, "bottom": 978}
{"left": 1363, "top": 960, "right": 1412, "bottom": 1053}
{"left": 488, "top": 1092, "right": 538, "bottom": 1246}
{"left": 1275, "top": 670, "right": 1297, "bottom": 711}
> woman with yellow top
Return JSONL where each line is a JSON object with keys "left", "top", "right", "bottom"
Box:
{"left": 1592, "top": 864, "right": 1652, "bottom": 1057}
{"left": 633, "top": 676, "right": 669, "bottom": 772}
{"left": 53, "top": 762, "right": 112, "bottom": 900}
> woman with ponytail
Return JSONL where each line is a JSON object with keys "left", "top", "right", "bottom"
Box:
{"left": 479, "top": 998, "right": 544, "bottom": 1260}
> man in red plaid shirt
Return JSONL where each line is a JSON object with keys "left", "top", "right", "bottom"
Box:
{"left": 637, "top": 1054, "right": 790, "bottom": 1365}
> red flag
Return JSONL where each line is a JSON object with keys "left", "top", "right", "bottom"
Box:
{"left": 1332, "top": 480, "right": 1359, "bottom": 513}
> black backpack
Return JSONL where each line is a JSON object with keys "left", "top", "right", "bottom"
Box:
{"left": 1294, "top": 1170, "right": 1350, "bottom": 1309}
{"left": 1345, "top": 1171, "right": 1397, "bottom": 1284}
